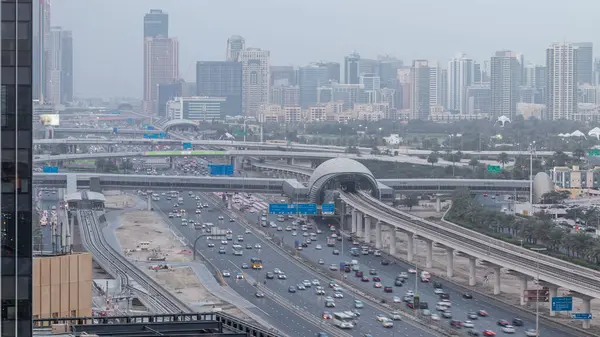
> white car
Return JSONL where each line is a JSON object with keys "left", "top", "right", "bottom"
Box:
{"left": 195, "top": 209, "right": 201, "bottom": 214}
{"left": 273, "top": 268, "right": 282, "bottom": 274}
{"left": 434, "top": 288, "right": 444, "bottom": 295}
{"left": 218, "top": 216, "right": 224, "bottom": 220}
{"left": 431, "top": 314, "right": 440, "bottom": 321}
{"left": 463, "top": 320, "right": 474, "bottom": 328}
{"left": 245, "top": 229, "right": 251, "bottom": 234}
{"left": 311, "top": 279, "right": 320, "bottom": 286}
{"left": 502, "top": 325, "right": 516, "bottom": 333}
{"left": 318, "top": 258, "right": 325, "bottom": 264}
{"left": 524, "top": 329, "right": 538, "bottom": 337}
{"left": 441, "top": 299, "right": 452, "bottom": 307}
{"left": 221, "top": 240, "right": 228, "bottom": 245}
{"left": 393, "top": 296, "right": 401, "bottom": 303}
{"left": 333, "top": 292, "right": 344, "bottom": 298}
{"left": 374, "top": 250, "right": 382, "bottom": 256}
{"left": 315, "top": 244, "right": 322, "bottom": 250}
{"left": 292, "top": 231, "right": 297, "bottom": 236}
{"left": 333, "top": 285, "right": 343, "bottom": 292}
{"left": 222, "top": 270, "right": 231, "bottom": 277}
{"left": 302, "top": 280, "right": 312, "bottom": 287}
{"left": 254, "top": 243, "right": 262, "bottom": 249}
{"left": 405, "top": 290, "right": 415, "bottom": 297}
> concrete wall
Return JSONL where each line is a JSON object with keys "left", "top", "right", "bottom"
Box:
{"left": 32, "top": 252, "right": 93, "bottom": 319}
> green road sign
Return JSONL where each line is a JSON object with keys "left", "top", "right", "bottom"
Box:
{"left": 487, "top": 165, "right": 502, "bottom": 173}
{"left": 234, "top": 130, "right": 247, "bottom": 136}
{"left": 588, "top": 149, "right": 600, "bottom": 156}
{"left": 144, "top": 150, "right": 226, "bottom": 156}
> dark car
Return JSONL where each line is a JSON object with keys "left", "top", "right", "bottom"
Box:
{"left": 373, "top": 277, "right": 381, "bottom": 282}
{"left": 394, "top": 279, "right": 404, "bottom": 286}
{"left": 450, "top": 320, "right": 463, "bottom": 328}
{"left": 316, "top": 333, "right": 330, "bottom": 337}
{"left": 381, "top": 259, "right": 390, "bottom": 265}
{"left": 463, "top": 292, "right": 473, "bottom": 299}
{"left": 467, "top": 330, "right": 480, "bottom": 336}
{"left": 433, "top": 282, "right": 443, "bottom": 289}
{"left": 439, "top": 293, "right": 450, "bottom": 299}
{"left": 497, "top": 319, "right": 510, "bottom": 326}
{"left": 355, "top": 271, "right": 363, "bottom": 277}
{"left": 384, "top": 286, "right": 393, "bottom": 293}
{"left": 361, "top": 276, "right": 370, "bottom": 282}
{"left": 512, "top": 318, "right": 524, "bottom": 326}
{"left": 301, "top": 243, "right": 308, "bottom": 247}
{"left": 419, "top": 302, "right": 429, "bottom": 309}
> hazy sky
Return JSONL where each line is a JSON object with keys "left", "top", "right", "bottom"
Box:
{"left": 53, "top": 0, "right": 600, "bottom": 99}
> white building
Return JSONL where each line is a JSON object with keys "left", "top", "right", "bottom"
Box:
{"left": 166, "top": 96, "right": 226, "bottom": 121}
{"left": 383, "top": 134, "right": 403, "bottom": 145}
{"left": 239, "top": 48, "right": 270, "bottom": 117}
{"left": 47, "top": 26, "right": 62, "bottom": 105}
{"left": 428, "top": 61, "right": 446, "bottom": 110}
{"left": 546, "top": 43, "right": 578, "bottom": 120}
{"left": 226, "top": 35, "right": 245, "bottom": 62}
{"left": 447, "top": 54, "right": 474, "bottom": 113}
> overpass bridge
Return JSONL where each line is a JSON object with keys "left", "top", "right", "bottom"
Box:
{"left": 33, "top": 149, "right": 464, "bottom": 167}
{"left": 341, "top": 190, "right": 598, "bottom": 329}
{"left": 48, "top": 127, "right": 164, "bottom": 135}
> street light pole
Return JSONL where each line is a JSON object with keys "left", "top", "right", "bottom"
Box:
{"left": 531, "top": 247, "right": 546, "bottom": 336}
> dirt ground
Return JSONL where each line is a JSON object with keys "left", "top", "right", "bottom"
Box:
{"left": 113, "top": 209, "right": 249, "bottom": 318}
{"left": 377, "top": 205, "right": 599, "bottom": 329}
{"left": 104, "top": 192, "right": 137, "bottom": 209}
{"left": 147, "top": 266, "right": 248, "bottom": 318}
{"left": 114, "top": 210, "right": 190, "bottom": 262}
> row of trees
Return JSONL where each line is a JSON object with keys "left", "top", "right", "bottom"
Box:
{"left": 446, "top": 189, "right": 600, "bottom": 270}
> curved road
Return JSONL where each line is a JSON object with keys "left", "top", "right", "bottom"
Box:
{"left": 153, "top": 194, "right": 438, "bottom": 337}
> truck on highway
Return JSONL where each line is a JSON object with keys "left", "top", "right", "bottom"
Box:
{"left": 327, "top": 237, "right": 336, "bottom": 247}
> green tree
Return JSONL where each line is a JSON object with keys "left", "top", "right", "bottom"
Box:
{"left": 498, "top": 152, "right": 510, "bottom": 168}
{"left": 573, "top": 148, "right": 585, "bottom": 160}
{"left": 402, "top": 195, "right": 419, "bottom": 210}
{"left": 540, "top": 190, "right": 570, "bottom": 204}
{"left": 469, "top": 158, "right": 479, "bottom": 170}
{"left": 427, "top": 152, "right": 439, "bottom": 166}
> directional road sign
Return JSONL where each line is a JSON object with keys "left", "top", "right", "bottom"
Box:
{"left": 487, "top": 165, "right": 502, "bottom": 173}
{"left": 208, "top": 164, "right": 234, "bottom": 176}
{"left": 588, "top": 149, "right": 600, "bottom": 156}
{"left": 551, "top": 296, "right": 573, "bottom": 312}
{"left": 268, "top": 203, "right": 318, "bottom": 215}
{"left": 321, "top": 203, "right": 335, "bottom": 215}
{"left": 182, "top": 142, "right": 192, "bottom": 150}
{"left": 42, "top": 166, "right": 59, "bottom": 173}
{"left": 571, "top": 313, "right": 592, "bottom": 320}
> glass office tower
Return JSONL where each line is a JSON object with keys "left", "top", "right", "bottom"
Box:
{"left": 1, "top": 1, "right": 34, "bottom": 337}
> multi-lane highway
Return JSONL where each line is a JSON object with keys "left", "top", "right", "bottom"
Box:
{"left": 152, "top": 192, "right": 441, "bottom": 337}
{"left": 155, "top": 188, "right": 581, "bottom": 337}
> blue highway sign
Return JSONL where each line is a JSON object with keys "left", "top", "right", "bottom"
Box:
{"left": 571, "top": 313, "right": 592, "bottom": 320}
{"left": 321, "top": 203, "right": 335, "bottom": 215}
{"left": 208, "top": 164, "right": 234, "bottom": 176}
{"left": 42, "top": 166, "right": 59, "bottom": 173}
{"left": 268, "top": 203, "right": 318, "bottom": 215}
{"left": 182, "top": 142, "right": 192, "bottom": 150}
{"left": 551, "top": 296, "right": 573, "bottom": 312}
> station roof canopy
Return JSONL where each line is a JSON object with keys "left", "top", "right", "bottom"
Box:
{"left": 65, "top": 191, "right": 106, "bottom": 202}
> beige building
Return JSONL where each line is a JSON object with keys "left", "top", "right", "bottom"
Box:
{"left": 143, "top": 37, "right": 179, "bottom": 114}
{"left": 32, "top": 252, "right": 93, "bottom": 319}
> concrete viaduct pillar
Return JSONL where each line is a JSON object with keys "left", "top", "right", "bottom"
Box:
{"left": 375, "top": 221, "right": 382, "bottom": 249}
{"left": 425, "top": 240, "right": 433, "bottom": 269}
{"left": 356, "top": 211, "right": 363, "bottom": 238}
{"left": 388, "top": 226, "right": 396, "bottom": 256}
{"left": 493, "top": 266, "right": 502, "bottom": 295}
{"left": 351, "top": 209, "right": 357, "bottom": 233}
{"left": 446, "top": 247, "right": 454, "bottom": 278}
{"left": 406, "top": 232, "right": 414, "bottom": 262}
{"left": 363, "top": 216, "right": 371, "bottom": 244}
{"left": 468, "top": 257, "right": 477, "bottom": 286}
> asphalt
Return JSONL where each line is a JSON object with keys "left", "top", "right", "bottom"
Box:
{"left": 249, "top": 195, "right": 579, "bottom": 337}
{"left": 155, "top": 193, "right": 438, "bottom": 337}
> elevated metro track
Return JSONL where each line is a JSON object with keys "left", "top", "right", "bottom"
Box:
{"left": 341, "top": 190, "right": 600, "bottom": 299}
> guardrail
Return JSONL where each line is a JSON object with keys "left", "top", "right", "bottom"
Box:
{"left": 342, "top": 191, "right": 600, "bottom": 300}
{"left": 201, "top": 193, "right": 456, "bottom": 337}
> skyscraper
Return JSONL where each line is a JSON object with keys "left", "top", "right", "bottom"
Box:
{"left": 428, "top": 61, "right": 446, "bottom": 109}
{"left": 33, "top": 0, "right": 51, "bottom": 102}
{"left": 546, "top": 42, "right": 578, "bottom": 120}
{"left": 196, "top": 61, "right": 243, "bottom": 115}
{"left": 239, "top": 48, "right": 270, "bottom": 117}
{"left": 1, "top": 2, "right": 34, "bottom": 337}
{"left": 47, "top": 26, "right": 62, "bottom": 104}
{"left": 360, "top": 73, "right": 381, "bottom": 104}
{"left": 143, "top": 37, "right": 179, "bottom": 114}
{"left": 315, "top": 61, "right": 341, "bottom": 83}
{"left": 490, "top": 50, "right": 522, "bottom": 119}
{"left": 344, "top": 52, "right": 360, "bottom": 84}
{"left": 226, "top": 35, "right": 245, "bottom": 62}
{"left": 298, "top": 64, "right": 329, "bottom": 108}
{"left": 270, "top": 66, "right": 295, "bottom": 86}
{"left": 447, "top": 54, "right": 474, "bottom": 113}
{"left": 60, "top": 30, "right": 73, "bottom": 103}
{"left": 157, "top": 81, "right": 183, "bottom": 117}
{"left": 410, "top": 60, "right": 430, "bottom": 120}
{"left": 144, "top": 9, "right": 168, "bottom": 37}
{"left": 573, "top": 42, "right": 593, "bottom": 85}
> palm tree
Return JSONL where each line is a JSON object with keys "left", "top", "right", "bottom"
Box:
{"left": 498, "top": 152, "right": 509, "bottom": 168}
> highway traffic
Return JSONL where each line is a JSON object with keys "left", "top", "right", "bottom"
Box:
{"left": 152, "top": 191, "right": 440, "bottom": 337}
{"left": 149, "top": 185, "right": 580, "bottom": 337}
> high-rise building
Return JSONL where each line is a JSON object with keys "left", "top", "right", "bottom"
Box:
{"left": 447, "top": 54, "right": 474, "bottom": 113}
{"left": 466, "top": 84, "right": 491, "bottom": 114}
{"left": 360, "top": 73, "right": 380, "bottom": 104}
{"left": 573, "top": 42, "right": 593, "bottom": 85}
{"left": 428, "top": 61, "right": 446, "bottom": 109}
{"left": 157, "top": 80, "right": 183, "bottom": 117}
{"left": 33, "top": 0, "right": 51, "bottom": 102}
{"left": 239, "top": 48, "right": 270, "bottom": 117}
{"left": 271, "top": 85, "right": 300, "bottom": 107}
{"left": 524, "top": 64, "right": 546, "bottom": 104}
{"left": 47, "top": 26, "right": 62, "bottom": 105}
{"left": 1, "top": 1, "right": 33, "bottom": 336}
{"left": 594, "top": 58, "right": 600, "bottom": 86}
{"left": 360, "top": 59, "right": 380, "bottom": 76}
{"left": 315, "top": 61, "right": 340, "bottom": 83}
{"left": 226, "top": 35, "right": 245, "bottom": 62}
{"left": 195, "top": 61, "right": 242, "bottom": 116}
{"left": 143, "top": 37, "right": 179, "bottom": 114}
{"left": 298, "top": 64, "right": 329, "bottom": 108}
{"left": 546, "top": 42, "right": 578, "bottom": 120}
{"left": 490, "top": 50, "right": 522, "bottom": 119}
{"left": 144, "top": 9, "right": 168, "bottom": 37}
{"left": 270, "top": 66, "right": 295, "bottom": 86}
{"left": 344, "top": 52, "right": 360, "bottom": 84}
{"left": 410, "top": 60, "right": 430, "bottom": 120}
{"left": 60, "top": 30, "right": 73, "bottom": 103}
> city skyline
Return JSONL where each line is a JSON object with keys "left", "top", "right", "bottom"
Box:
{"left": 51, "top": 0, "right": 600, "bottom": 99}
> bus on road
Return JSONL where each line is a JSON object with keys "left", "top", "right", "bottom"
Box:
{"left": 251, "top": 257, "right": 263, "bottom": 269}
{"left": 232, "top": 245, "right": 243, "bottom": 256}
{"left": 332, "top": 312, "right": 354, "bottom": 329}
